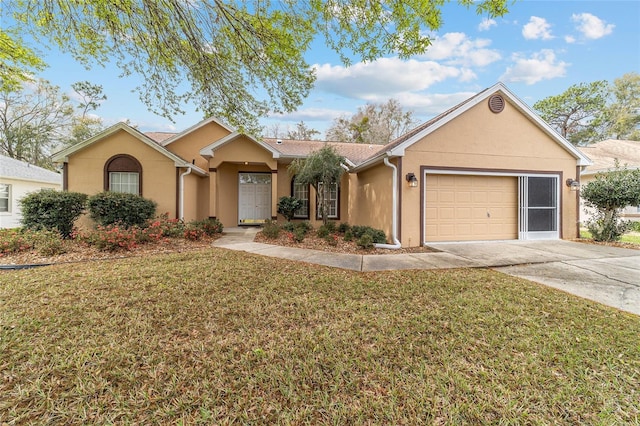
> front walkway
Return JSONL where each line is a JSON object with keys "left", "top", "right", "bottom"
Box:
{"left": 215, "top": 228, "right": 640, "bottom": 316}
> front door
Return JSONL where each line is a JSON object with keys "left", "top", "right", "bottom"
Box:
{"left": 238, "top": 173, "right": 271, "bottom": 224}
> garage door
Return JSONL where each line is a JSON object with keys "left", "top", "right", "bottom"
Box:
{"left": 425, "top": 174, "right": 518, "bottom": 242}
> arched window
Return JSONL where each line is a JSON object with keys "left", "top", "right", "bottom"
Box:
{"left": 104, "top": 154, "right": 142, "bottom": 195}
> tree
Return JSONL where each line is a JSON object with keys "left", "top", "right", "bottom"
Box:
{"left": 289, "top": 145, "right": 345, "bottom": 225}
{"left": 0, "top": 79, "right": 74, "bottom": 168}
{"left": 0, "top": 29, "right": 46, "bottom": 90}
{"left": 603, "top": 72, "right": 640, "bottom": 140}
{"left": 326, "top": 99, "right": 418, "bottom": 144}
{"left": 66, "top": 81, "right": 107, "bottom": 146}
{"left": 287, "top": 121, "right": 321, "bottom": 140}
{"left": 581, "top": 165, "right": 640, "bottom": 242}
{"left": 533, "top": 81, "right": 609, "bottom": 146}
{"left": 4, "top": 0, "right": 512, "bottom": 133}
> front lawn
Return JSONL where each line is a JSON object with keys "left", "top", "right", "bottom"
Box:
{"left": 1, "top": 249, "right": 638, "bottom": 424}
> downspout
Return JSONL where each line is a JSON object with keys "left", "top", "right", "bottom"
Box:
{"left": 179, "top": 167, "right": 192, "bottom": 220}
{"left": 374, "top": 156, "right": 402, "bottom": 249}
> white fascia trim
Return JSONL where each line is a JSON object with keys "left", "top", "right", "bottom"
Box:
{"left": 52, "top": 122, "right": 131, "bottom": 162}
{"left": 199, "top": 132, "right": 281, "bottom": 159}
{"left": 162, "top": 115, "right": 235, "bottom": 147}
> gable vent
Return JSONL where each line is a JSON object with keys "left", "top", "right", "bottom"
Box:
{"left": 488, "top": 94, "right": 505, "bottom": 113}
{"left": 276, "top": 139, "right": 282, "bottom": 144}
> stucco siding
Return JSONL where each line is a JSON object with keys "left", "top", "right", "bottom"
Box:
{"left": 165, "top": 122, "right": 230, "bottom": 171}
{"left": 352, "top": 161, "right": 394, "bottom": 239}
{"left": 66, "top": 129, "right": 178, "bottom": 218}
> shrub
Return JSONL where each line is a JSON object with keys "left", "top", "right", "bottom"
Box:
{"left": 0, "top": 228, "right": 35, "bottom": 255}
{"left": 325, "top": 233, "right": 338, "bottom": 246}
{"left": 629, "top": 221, "right": 640, "bottom": 233}
{"left": 316, "top": 224, "right": 330, "bottom": 238}
{"left": 88, "top": 192, "right": 157, "bottom": 228}
{"left": 188, "top": 218, "right": 223, "bottom": 236}
{"left": 33, "top": 229, "right": 66, "bottom": 256}
{"left": 83, "top": 224, "right": 138, "bottom": 251}
{"left": 153, "top": 213, "right": 185, "bottom": 238}
{"left": 20, "top": 189, "right": 87, "bottom": 238}
{"left": 262, "top": 219, "right": 280, "bottom": 239}
{"left": 343, "top": 229, "right": 354, "bottom": 242}
{"left": 184, "top": 226, "right": 205, "bottom": 241}
{"left": 277, "top": 196, "right": 303, "bottom": 221}
{"left": 356, "top": 233, "right": 374, "bottom": 249}
{"left": 282, "top": 222, "right": 297, "bottom": 232}
{"left": 292, "top": 227, "right": 306, "bottom": 243}
{"left": 324, "top": 221, "right": 337, "bottom": 233}
{"left": 350, "top": 225, "right": 387, "bottom": 244}
{"left": 337, "top": 222, "right": 350, "bottom": 234}
{"left": 296, "top": 221, "right": 313, "bottom": 233}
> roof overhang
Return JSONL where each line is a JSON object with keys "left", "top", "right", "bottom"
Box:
{"left": 199, "top": 132, "right": 281, "bottom": 159}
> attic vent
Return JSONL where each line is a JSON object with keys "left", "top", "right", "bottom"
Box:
{"left": 488, "top": 94, "right": 505, "bottom": 113}
{"left": 276, "top": 139, "right": 282, "bottom": 144}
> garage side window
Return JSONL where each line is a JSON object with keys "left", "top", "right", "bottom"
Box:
{"left": 0, "top": 184, "right": 10, "bottom": 212}
{"left": 104, "top": 154, "right": 142, "bottom": 195}
{"left": 291, "top": 176, "right": 309, "bottom": 219}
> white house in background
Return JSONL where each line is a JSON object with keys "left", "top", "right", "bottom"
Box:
{"left": 0, "top": 155, "right": 62, "bottom": 228}
{"left": 579, "top": 139, "right": 640, "bottom": 223}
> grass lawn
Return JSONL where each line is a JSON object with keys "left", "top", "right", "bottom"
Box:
{"left": 1, "top": 249, "right": 638, "bottom": 424}
{"left": 580, "top": 229, "right": 640, "bottom": 245}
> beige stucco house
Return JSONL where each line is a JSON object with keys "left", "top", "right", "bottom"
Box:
{"left": 52, "top": 83, "right": 591, "bottom": 247}
{"left": 579, "top": 139, "right": 640, "bottom": 223}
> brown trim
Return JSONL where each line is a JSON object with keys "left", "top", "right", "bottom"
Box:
{"left": 420, "top": 166, "right": 426, "bottom": 246}
{"left": 175, "top": 168, "right": 180, "bottom": 219}
{"left": 63, "top": 163, "right": 68, "bottom": 191}
{"left": 271, "top": 169, "right": 278, "bottom": 174}
{"left": 271, "top": 216, "right": 277, "bottom": 220}
{"left": 420, "top": 165, "right": 562, "bottom": 176}
{"left": 209, "top": 167, "right": 217, "bottom": 172}
{"left": 103, "top": 154, "right": 143, "bottom": 195}
{"left": 290, "top": 175, "right": 310, "bottom": 220}
{"left": 208, "top": 216, "right": 217, "bottom": 220}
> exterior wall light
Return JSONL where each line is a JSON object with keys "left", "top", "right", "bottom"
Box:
{"left": 406, "top": 172, "right": 418, "bottom": 187}
{"left": 566, "top": 178, "right": 580, "bottom": 191}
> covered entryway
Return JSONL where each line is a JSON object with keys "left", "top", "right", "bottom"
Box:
{"left": 238, "top": 173, "right": 271, "bottom": 224}
{"left": 423, "top": 172, "right": 560, "bottom": 243}
{"left": 425, "top": 174, "right": 518, "bottom": 242}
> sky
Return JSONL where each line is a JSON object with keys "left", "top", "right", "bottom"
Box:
{"left": 13, "top": 0, "right": 640, "bottom": 138}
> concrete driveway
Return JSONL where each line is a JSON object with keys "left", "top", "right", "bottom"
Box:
{"left": 427, "top": 240, "right": 640, "bottom": 316}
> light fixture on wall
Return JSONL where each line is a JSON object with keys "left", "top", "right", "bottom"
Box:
{"left": 566, "top": 178, "right": 580, "bottom": 191}
{"left": 406, "top": 172, "right": 418, "bottom": 187}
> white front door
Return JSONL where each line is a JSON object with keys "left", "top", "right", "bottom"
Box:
{"left": 238, "top": 173, "right": 271, "bottom": 224}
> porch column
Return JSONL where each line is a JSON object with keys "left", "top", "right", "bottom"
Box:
{"left": 271, "top": 169, "right": 278, "bottom": 219}
{"left": 209, "top": 168, "right": 217, "bottom": 218}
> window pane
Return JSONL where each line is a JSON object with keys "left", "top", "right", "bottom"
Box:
{"left": 292, "top": 179, "right": 309, "bottom": 218}
{"left": 528, "top": 177, "right": 556, "bottom": 208}
{"left": 110, "top": 172, "right": 139, "bottom": 194}
{"left": 528, "top": 208, "right": 557, "bottom": 232}
{"left": 0, "top": 184, "right": 9, "bottom": 212}
{"left": 317, "top": 182, "right": 338, "bottom": 219}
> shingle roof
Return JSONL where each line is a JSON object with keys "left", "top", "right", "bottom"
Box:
{"left": 262, "top": 138, "right": 382, "bottom": 165}
{"left": 0, "top": 155, "right": 62, "bottom": 184}
{"left": 579, "top": 139, "right": 640, "bottom": 174}
{"left": 145, "top": 132, "right": 177, "bottom": 143}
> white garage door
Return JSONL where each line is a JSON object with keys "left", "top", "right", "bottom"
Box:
{"left": 425, "top": 174, "right": 518, "bottom": 242}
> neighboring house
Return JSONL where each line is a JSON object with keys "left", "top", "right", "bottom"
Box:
{"left": 52, "top": 83, "right": 591, "bottom": 247}
{"left": 578, "top": 139, "right": 640, "bottom": 223}
{"left": 0, "top": 155, "right": 63, "bottom": 228}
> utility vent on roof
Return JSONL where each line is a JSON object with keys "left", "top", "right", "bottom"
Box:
{"left": 488, "top": 94, "right": 505, "bottom": 113}
{"left": 276, "top": 139, "right": 282, "bottom": 144}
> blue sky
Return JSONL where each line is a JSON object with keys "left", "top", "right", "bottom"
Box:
{"left": 23, "top": 1, "right": 640, "bottom": 137}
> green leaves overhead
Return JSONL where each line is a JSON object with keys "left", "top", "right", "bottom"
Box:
{"left": 5, "top": 0, "right": 512, "bottom": 133}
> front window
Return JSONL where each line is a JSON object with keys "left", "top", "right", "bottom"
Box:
{"left": 109, "top": 172, "right": 139, "bottom": 194}
{"left": 317, "top": 182, "right": 338, "bottom": 219}
{"left": 0, "top": 184, "right": 10, "bottom": 212}
{"left": 291, "top": 176, "right": 309, "bottom": 219}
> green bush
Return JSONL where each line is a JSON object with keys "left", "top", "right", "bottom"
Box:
{"left": 151, "top": 213, "right": 185, "bottom": 238}
{"left": 630, "top": 221, "right": 640, "bottom": 232}
{"left": 296, "top": 221, "right": 313, "bottom": 233}
{"left": 282, "top": 222, "right": 297, "bottom": 232}
{"left": 343, "top": 229, "right": 354, "bottom": 242}
{"left": 82, "top": 224, "right": 139, "bottom": 252}
{"left": 0, "top": 228, "right": 35, "bottom": 254}
{"left": 324, "top": 233, "right": 338, "bottom": 246}
{"left": 184, "top": 226, "right": 205, "bottom": 241}
{"left": 188, "top": 218, "right": 223, "bottom": 236}
{"left": 88, "top": 192, "right": 157, "bottom": 228}
{"left": 262, "top": 219, "right": 280, "bottom": 239}
{"left": 33, "top": 229, "right": 66, "bottom": 256}
{"left": 324, "top": 221, "right": 337, "bottom": 233}
{"left": 277, "top": 196, "right": 303, "bottom": 221}
{"left": 20, "top": 189, "right": 87, "bottom": 238}
{"left": 337, "top": 222, "right": 350, "bottom": 233}
{"left": 292, "top": 227, "right": 306, "bottom": 243}
{"left": 350, "top": 225, "right": 387, "bottom": 244}
{"left": 316, "top": 224, "right": 330, "bottom": 238}
{"left": 356, "top": 233, "right": 374, "bottom": 249}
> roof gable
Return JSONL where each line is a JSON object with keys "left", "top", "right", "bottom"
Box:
{"left": 579, "top": 139, "right": 640, "bottom": 175}
{"left": 161, "top": 116, "right": 234, "bottom": 147}
{"left": 354, "top": 82, "right": 592, "bottom": 171}
{"left": 199, "top": 132, "right": 281, "bottom": 159}
{"left": 51, "top": 123, "right": 207, "bottom": 176}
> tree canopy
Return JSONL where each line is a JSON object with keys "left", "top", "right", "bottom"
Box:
{"left": 326, "top": 99, "right": 418, "bottom": 144}
{"left": 2, "top": 0, "right": 512, "bottom": 134}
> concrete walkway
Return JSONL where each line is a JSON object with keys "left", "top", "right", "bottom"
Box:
{"left": 214, "top": 228, "right": 640, "bottom": 316}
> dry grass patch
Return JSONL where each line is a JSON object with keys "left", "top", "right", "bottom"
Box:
{"left": 1, "top": 249, "right": 638, "bottom": 424}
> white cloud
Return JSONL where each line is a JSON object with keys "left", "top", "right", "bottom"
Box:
{"left": 385, "top": 92, "right": 478, "bottom": 115}
{"left": 478, "top": 18, "right": 497, "bottom": 31}
{"left": 420, "top": 33, "right": 501, "bottom": 67}
{"left": 313, "top": 58, "right": 462, "bottom": 98}
{"left": 500, "top": 50, "right": 568, "bottom": 85}
{"left": 522, "top": 16, "right": 554, "bottom": 40}
{"left": 571, "top": 13, "right": 614, "bottom": 39}
{"left": 564, "top": 35, "right": 576, "bottom": 44}
{"left": 268, "top": 107, "right": 351, "bottom": 122}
